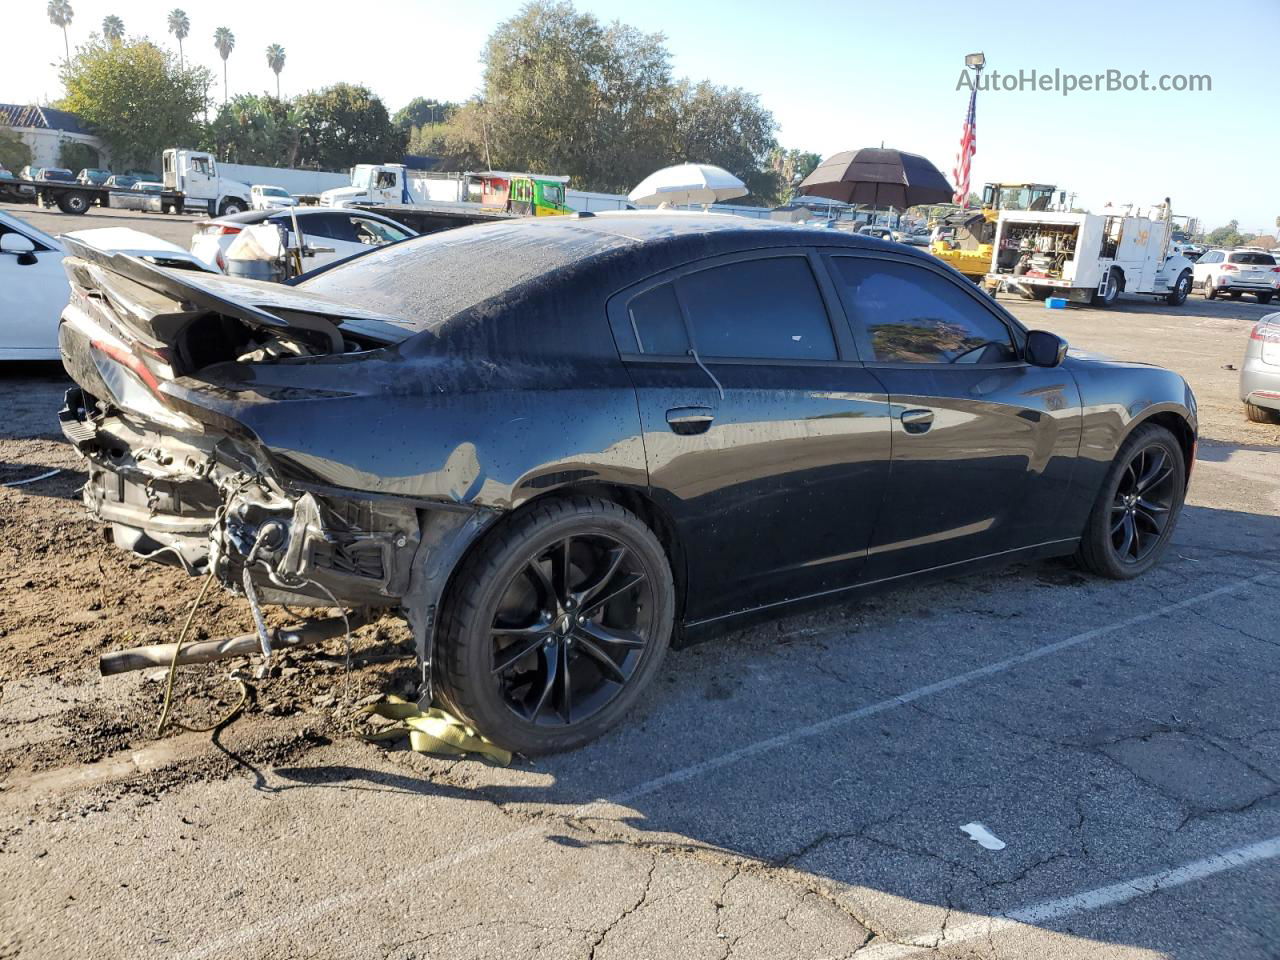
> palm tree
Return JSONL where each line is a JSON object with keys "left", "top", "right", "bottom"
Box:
{"left": 102, "top": 15, "right": 124, "bottom": 43}
{"left": 47, "top": 0, "right": 73, "bottom": 66}
{"left": 167, "top": 9, "right": 189, "bottom": 70}
{"left": 213, "top": 26, "right": 234, "bottom": 103}
{"left": 265, "top": 43, "right": 285, "bottom": 99}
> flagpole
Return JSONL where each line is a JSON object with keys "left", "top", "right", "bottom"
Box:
{"left": 955, "top": 52, "right": 985, "bottom": 210}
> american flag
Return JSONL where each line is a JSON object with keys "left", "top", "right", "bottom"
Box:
{"left": 952, "top": 85, "right": 977, "bottom": 206}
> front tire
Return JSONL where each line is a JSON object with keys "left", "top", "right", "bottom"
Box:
{"left": 1076, "top": 423, "right": 1186, "bottom": 579}
{"left": 1166, "top": 270, "right": 1191, "bottom": 306}
{"left": 1203, "top": 277, "right": 1218, "bottom": 300}
{"left": 437, "top": 496, "right": 674, "bottom": 755}
{"left": 218, "top": 198, "right": 245, "bottom": 216}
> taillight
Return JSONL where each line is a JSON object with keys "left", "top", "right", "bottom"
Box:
{"left": 1253, "top": 322, "right": 1280, "bottom": 366}
{"left": 1221, "top": 264, "right": 1238, "bottom": 272}
{"left": 1271, "top": 267, "right": 1280, "bottom": 273}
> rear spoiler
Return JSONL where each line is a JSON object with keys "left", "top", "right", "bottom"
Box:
{"left": 60, "top": 236, "right": 416, "bottom": 346}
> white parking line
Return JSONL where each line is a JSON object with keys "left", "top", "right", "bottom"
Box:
{"left": 180, "top": 571, "right": 1274, "bottom": 959}
{"left": 856, "top": 833, "right": 1280, "bottom": 959}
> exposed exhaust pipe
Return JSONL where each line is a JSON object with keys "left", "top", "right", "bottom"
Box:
{"left": 99, "top": 613, "right": 365, "bottom": 676}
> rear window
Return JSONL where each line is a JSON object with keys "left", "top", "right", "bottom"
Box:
{"left": 677, "top": 257, "right": 837, "bottom": 361}
{"left": 1228, "top": 252, "right": 1275, "bottom": 265}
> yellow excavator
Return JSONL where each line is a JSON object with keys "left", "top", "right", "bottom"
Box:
{"left": 930, "top": 183, "right": 1063, "bottom": 280}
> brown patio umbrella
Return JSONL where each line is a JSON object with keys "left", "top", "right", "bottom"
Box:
{"left": 797, "top": 147, "right": 954, "bottom": 209}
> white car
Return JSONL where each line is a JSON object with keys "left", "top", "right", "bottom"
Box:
{"left": 1194, "top": 248, "right": 1278, "bottom": 304}
{"left": 0, "top": 210, "right": 216, "bottom": 361}
{"left": 251, "top": 184, "right": 297, "bottom": 210}
{"left": 190, "top": 207, "right": 416, "bottom": 273}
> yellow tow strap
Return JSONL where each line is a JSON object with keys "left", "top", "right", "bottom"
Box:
{"left": 359, "top": 695, "right": 512, "bottom": 766}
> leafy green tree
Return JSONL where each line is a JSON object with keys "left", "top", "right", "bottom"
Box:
{"left": 294, "top": 84, "right": 406, "bottom": 170}
{"left": 265, "top": 44, "right": 285, "bottom": 98}
{"left": 0, "top": 129, "right": 33, "bottom": 172}
{"left": 47, "top": 0, "right": 74, "bottom": 66}
{"left": 394, "top": 97, "right": 458, "bottom": 131}
{"left": 58, "top": 37, "right": 210, "bottom": 170}
{"left": 213, "top": 26, "right": 234, "bottom": 102}
{"left": 667, "top": 80, "right": 778, "bottom": 203}
{"left": 478, "top": 2, "right": 674, "bottom": 193}
{"left": 102, "top": 15, "right": 124, "bottom": 42}
{"left": 408, "top": 104, "right": 488, "bottom": 169}
{"left": 168, "top": 9, "right": 189, "bottom": 69}
{"left": 1206, "top": 220, "right": 1247, "bottom": 247}
{"left": 769, "top": 147, "right": 823, "bottom": 204}
{"left": 204, "top": 93, "right": 300, "bottom": 166}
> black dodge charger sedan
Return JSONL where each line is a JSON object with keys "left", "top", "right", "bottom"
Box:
{"left": 57, "top": 213, "right": 1195, "bottom": 753}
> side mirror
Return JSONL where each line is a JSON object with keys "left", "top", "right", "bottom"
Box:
{"left": 1025, "top": 330, "right": 1068, "bottom": 367}
{"left": 0, "top": 232, "right": 36, "bottom": 255}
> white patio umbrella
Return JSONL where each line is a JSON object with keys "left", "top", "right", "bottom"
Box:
{"left": 627, "top": 163, "right": 748, "bottom": 208}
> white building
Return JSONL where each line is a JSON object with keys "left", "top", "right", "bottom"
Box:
{"left": 0, "top": 104, "right": 110, "bottom": 170}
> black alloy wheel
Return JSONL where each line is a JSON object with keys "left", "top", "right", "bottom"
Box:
{"left": 1108, "top": 444, "right": 1177, "bottom": 565}
{"left": 437, "top": 497, "right": 674, "bottom": 755}
{"left": 1076, "top": 423, "right": 1185, "bottom": 579}
{"left": 490, "top": 532, "right": 654, "bottom": 727}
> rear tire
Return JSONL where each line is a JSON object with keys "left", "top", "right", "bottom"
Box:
{"left": 1229, "top": 291, "right": 1242, "bottom": 300}
{"left": 1075, "top": 423, "right": 1186, "bottom": 580}
{"left": 1092, "top": 268, "right": 1121, "bottom": 307}
{"left": 436, "top": 496, "right": 674, "bottom": 755}
{"left": 57, "top": 191, "right": 89, "bottom": 215}
{"left": 1245, "top": 401, "right": 1280, "bottom": 424}
{"left": 1257, "top": 293, "right": 1273, "bottom": 305}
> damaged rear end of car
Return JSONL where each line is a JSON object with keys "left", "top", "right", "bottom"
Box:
{"left": 56, "top": 237, "right": 496, "bottom": 698}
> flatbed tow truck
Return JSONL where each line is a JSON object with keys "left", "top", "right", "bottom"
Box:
{"left": 0, "top": 175, "right": 187, "bottom": 216}
{"left": 350, "top": 200, "right": 516, "bottom": 236}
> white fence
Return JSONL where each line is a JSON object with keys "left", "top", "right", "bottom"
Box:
{"left": 218, "top": 162, "right": 349, "bottom": 196}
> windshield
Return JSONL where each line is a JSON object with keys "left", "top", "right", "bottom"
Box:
{"left": 350, "top": 164, "right": 376, "bottom": 188}
{"left": 261, "top": 187, "right": 290, "bottom": 197}
{"left": 995, "top": 185, "right": 1055, "bottom": 211}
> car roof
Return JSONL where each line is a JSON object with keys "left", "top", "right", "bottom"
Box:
{"left": 214, "top": 207, "right": 402, "bottom": 225}
{"left": 299, "top": 211, "right": 933, "bottom": 333}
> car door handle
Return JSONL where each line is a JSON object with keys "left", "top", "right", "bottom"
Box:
{"left": 666, "top": 406, "right": 715, "bottom": 435}
{"left": 900, "top": 409, "right": 934, "bottom": 434}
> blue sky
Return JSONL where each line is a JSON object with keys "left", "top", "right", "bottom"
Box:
{"left": 8, "top": 0, "right": 1277, "bottom": 231}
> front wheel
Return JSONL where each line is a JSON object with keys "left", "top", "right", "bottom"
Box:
{"left": 1076, "top": 424, "right": 1186, "bottom": 579}
{"left": 437, "top": 497, "right": 674, "bottom": 755}
{"left": 1166, "top": 270, "right": 1191, "bottom": 306}
{"left": 218, "top": 198, "right": 245, "bottom": 216}
{"left": 1203, "top": 277, "right": 1218, "bottom": 300}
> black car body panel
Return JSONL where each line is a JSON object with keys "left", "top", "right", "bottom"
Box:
{"left": 56, "top": 213, "right": 1197, "bottom": 698}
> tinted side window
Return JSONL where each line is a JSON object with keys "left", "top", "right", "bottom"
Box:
{"left": 628, "top": 282, "right": 689, "bottom": 356}
{"left": 833, "top": 257, "right": 1015, "bottom": 364}
{"left": 677, "top": 257, "right": 837, "bottom": 361}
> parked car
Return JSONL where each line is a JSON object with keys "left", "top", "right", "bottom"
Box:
{"left": 19, "top": 166, "right": 43, "bottom": 180}
{"left": 0, "top": 169, "right": 13, "bottom": 181}
{"left": 0, "top": 209, "right": 216, "bottom": 360}
{"left": 132, "top": 181, "right": 164, "bottom": 194}
{"left": 76, "top": 168, "right": 112, "bottom": 186}
{"left": 189, "top": 207, "right": 416, "bottom": 272}
{"left": 35, "top": 167, "right": 76, "bottom": 183}
{"left": 1194, "top": 249, "right": 1278, "bottom": 303}
{"left": 125, "top": 169, "right": 160, "bottom": 182}
{"left": 1240, "top": 314, "right": 1280, "bottom": 423}
{"left": 250, "top": 184, "right": 298, "bottom": 210}
{"left": 56, "top": 213, "right": 1197, "bottom": 754}
{"left": 104, "top": 174, "right": 138, "bottom": 189}
{"left": 857, "top": 225, "right": 894, "bottom": 240}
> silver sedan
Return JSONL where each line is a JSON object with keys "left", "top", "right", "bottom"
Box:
{"left": 1241, "top": 313, "right": 1280, "bottom": 423}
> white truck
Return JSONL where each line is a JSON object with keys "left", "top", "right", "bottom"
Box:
{"left": 319, "top": 165, "right": 475, "bottom": 208}
{"left": 161, "top": 149, "right": 253, "bottom": 217}
{"left": 985, "top": 199, "right": 1196, "bottom": 307}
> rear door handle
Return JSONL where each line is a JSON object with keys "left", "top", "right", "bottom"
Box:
{"left": 666, "top": 406, "right": 715, "bottom": 435}
{"left": 900, "top": 409, "right": 934, "bottom": 434}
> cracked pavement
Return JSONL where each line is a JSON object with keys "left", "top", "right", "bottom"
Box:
{"left": 0, "top": 214, "right": 1278, "bottom": 960}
